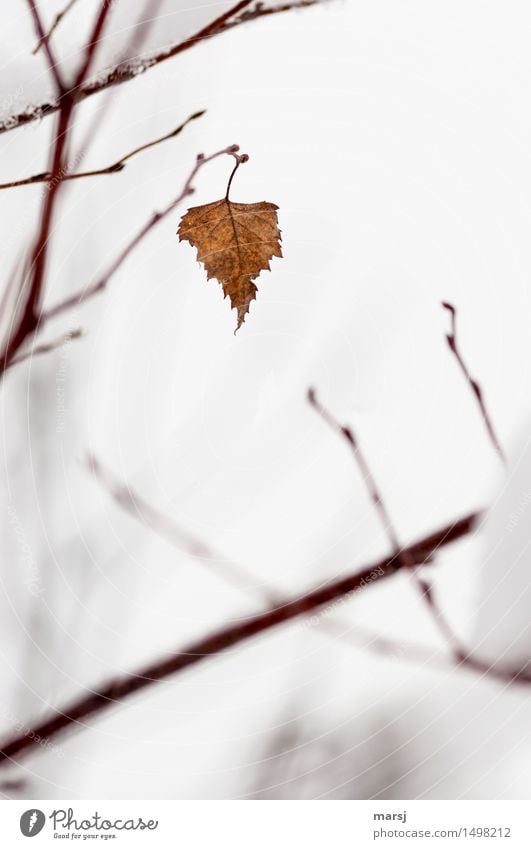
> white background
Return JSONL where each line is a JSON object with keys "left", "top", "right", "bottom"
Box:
{"left": 1, "top": 0, "right": 531, "bottom": 800}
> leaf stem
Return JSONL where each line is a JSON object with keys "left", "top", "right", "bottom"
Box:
{"left": 225, "top": 152, "right": 249, "bottom": 200}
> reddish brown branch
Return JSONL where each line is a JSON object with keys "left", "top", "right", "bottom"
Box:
{"left": 307, "top": 388, "right": 531, "bottom": 688}
{"left": 0, "top": 2, "right": 115, "bottom": 375}
{"left": 0, "top": 1, "right": 329, "bottom": 135}
{"left": 442, "top": 301, "right": 506, "bottom": 464}
{"left": 25, "top": 0, "right": 66, "bottom": 93}
{"left": 0, "top": 509, "right": 478, "bottom": 765}
{"left": 90, "top": 455, "right": 472, "bottom": 677}
{"left": 0, "top": 100, "right": 76, "bottom": 372}
{"left": 32, "top": 0, "right": 81, "bottom": 55}
{"left": 74, "top": 1, "right": 115, "bottom": 87}
{"left": 237, "top": 0, "right": 325, "bottom": 22}
{"left": 307, "top": 388, "right": 483, "bottom": 666}
{"left": 308, "top": 388, "right": 401, "bottom": 552}
{"left": 0, "top": 110, "right": 205, "bottom": 191}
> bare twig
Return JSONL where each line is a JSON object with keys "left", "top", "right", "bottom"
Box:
{"left": 414, "top": 577, "right": 468, "bottom": 661}
{"left": 41, "top": 144, "right": 243, "bottom": 324}
{"left": 25, "top": 0, "right": 66, "bottom": 93}
{"left": 307, "top": 388, "right": 505, "bottom": 674}
{"left": 0, "top": 508, "right": 478, "bottom": 765}
{"left": 69, "top": 0, "right": 169, "bottom": 181}
{"left": 88, "top": 454, "right": 277, "bottom": 604}
{"left": 117, "top": 0, "right": 167, "bottom": 66}
{"left": 32, "top": 0, "right": 81, "bottom": 55}
{"left": 7, "top": 328, "right": 82, "bottom": 369}
{"left": 0, "top": 0, "right": 330, "bottom": 135}
{"left": 0, "top": 100, "right": 76, "bottom": 372}
{"left": 0, "top": 2, "right": 115, "bottom": 374}
{"left": 92, "top": 454, "right": 469, "bottom": 679}
{"left": 74, "top": 1, "right": 115, "bottom": 87}
{"left": 236, "top": 0, "right": 323, "bottom": 24}
{"left": 0, "top": 110, "right": 205, "bottom": 191}
{"left": 11, "top": 0, "right": 74, "bottom": 361}
{"left": 322, "top": 619, "right": 461, "bottom": 673}
{"left": 442, "top": 301, "right": 506, "bottom": 464}
{"left": 308, "top": 388, "right": 401, "bottom": 552}
{"left": 308, "top": 389, "right": 520, "bottom": 681}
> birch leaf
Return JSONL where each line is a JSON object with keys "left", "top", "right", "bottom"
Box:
{"left": 177, "top": 198, "right": 282, "bottom": 331}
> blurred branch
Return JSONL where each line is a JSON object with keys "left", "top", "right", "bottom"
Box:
{"left": 308, "top": 388, "right": 471, "bottom": 654}
{"left": 225, "top": 0, "right": 327, "bottom": 26}
{"left": 88, "top": 454, "right": 276, "bottom": 604}
{"left": 32, "top": 0, "right": 81, "bottom": 55}
{"left": 25, "top": 0, "right": 66, "bottom": 93}
{"left": 330, "top": 622, "right": 458, "bottom": 672}
{"left": 0, "top": 104, "right": 75, "bottom": 372}
{"left": 307, "top": 388, "right": 526, "bottom": 686}
{"left": 0, "top": 508, "right": 478, "bottom": 765}
{"left": 442, "top": 301, "right": 506, "bottom": 464}
{"left": 7, "top": 328, "right": 82, "bottom": 369}
{"left": 236, "top": 0, "right": 327, "bottom": 23}
{"left": 74, "top": 1, "right": 115, "bottom": 87}
{"left": 92, "top": 455, "right": 472, "bottom": 678}
{"left": 308, "top": 387, "right": 402, "bottom": 552}
{"left": 68, "top": 1, "right": 168, "bottom": 185}
{"left": 0, "top": 110, "right": 205, "bottom": 191}
{"left": 0, "top": 2, "right": 114, "bottom": 375}
{"left": 0, "top": 0, "right": 331, "bottom": 135}
{"left": 119, "top": 0, "right": 167, "bottom": 66}
{"left": 40, "top": 144, "right": 243, "bottom": 325}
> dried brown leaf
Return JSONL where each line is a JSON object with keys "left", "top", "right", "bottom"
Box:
{"left": 178, "top": 198, "right": 282, "bottom": 330}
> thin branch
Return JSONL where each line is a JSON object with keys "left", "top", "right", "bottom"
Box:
{"left": 442, "top": 301, "right": 506, "bottom": 464}
{"left": 88, "top": 454, "right": 277, "bottom": 604}
{"left": 7, "top": 328, "right": 82, "bottom": 369}
{"left": 90, "top": 455, "right": 475, "bottom": 680}
{"left": 236, "top": 0, "right": 325, "bottom": 22}
{"left": 0, "top": 509, "right": 478, "bottom": 765}
{"left": 0, "top": 100, "right": 76, "bottom": 372}
{"left": 0, "top": 110, "right": 205, "bottom": 191}
{"left": 0, "top": 0, "right": 330, "bottom": 135}
{"left": 74, "top": 1, "right": 115, "bottom": 87}
{"left": 0, "top": 1, "right": 115, "bottom": 375}
{"left": 25, "top": 0, "right": 66, "bottom": 93}
{"left": 308, "top": 388, "right": 401, "bottom": 552}
{"left": 117, "top": 0, "right": 167, "bottom": 67}
{"left": 40, "top": 144, "right": 243, "bottom": 325}
{"left": 75, "top": 0, "right": 253, "bottom": 97}
{"left": 307, "top": 388, "right": 493, "bottom": 670}
{"left": 322, "top": 618, "right": 461, "bottom": 673}
{"left": 0, "top": 253, "right": 27, "bottom": 320}
{"left": 414, "top": 577, "right": 468, "bottom": 661}
{"left": 32, "top": 0, "right": 81, "bottom": 55}
{"left": 69, "top": 0, "right": 168, "bottom": 178}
